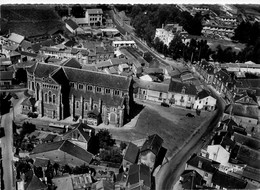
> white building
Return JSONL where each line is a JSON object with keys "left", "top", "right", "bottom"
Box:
{"left": 85, "top": 9, "right": 103, "bottom": 26}
{"left": 193, "top": 90, "right": 216, "bottom": 111}
{"left": 112, "top": 41, "right": 136, "bottom": 49}
{"left": 207, "top": 145, "right": 230, "bottom": 168}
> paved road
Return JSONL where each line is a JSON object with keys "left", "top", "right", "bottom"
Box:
{"left": 156, "top": 87, "right": 226, "bottom": 190}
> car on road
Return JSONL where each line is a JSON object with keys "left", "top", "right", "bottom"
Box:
{"left": 161, "top": 102, "right": 170, "bottom": 107}
{"left": 186, "top": 113, "right": 195, "bottom": 118}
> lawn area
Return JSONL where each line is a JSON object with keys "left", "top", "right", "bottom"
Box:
{"left": 108, "top": 102, "right": 213, "bottom": 158}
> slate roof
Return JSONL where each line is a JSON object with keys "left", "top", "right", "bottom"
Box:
{"left": 21, "top": 97, "right": 36, "bottom": 107}
{"left": 30, "top": 140, "right": 93, "bottom": 164}
{"left": 63, "top": 66, "right": 131, "bottom": 91}
{"left": 65, "top": 19, "right": 79, "bottom": 30}
{"left": 168, "top": 79, "right": 197, "bottom": 95}
{"left": 222, "top": 118, "right": 238, "bottom": 127}
{"left": 25, "top": 174, "right": 47, "bottom": 190}
{"left": 186, "top": 154, "right": 220, "bottom": 173}
{"left": 65, "top": 122, "right": 95, "bottom": 142}
{"left": 140, "top": 134, "right": 163, "bottom": 156}
{"left": 50, "top": 67, "right": 69, "bottom": 85}
{"left": 33, "top": 157, "right": 50, "bottom": 167}
{"left": 0, "top": 71, "right": 13, "bottom": 80}
{"left": 86, "top": 9, "right": 103, "bottom": 14}
{"left": 42, "top": 134, "right": 57, "bottom": 142}
{"left": 242, "top": 166, "right": 260, "bottom": 182}
{"left": 212, "top": 171, "right": 247, "bottom": 189}
{"left": 31, "top": 39, "right": 55, "bottom": 53}
{"left": 134, "top": 79, "right": 169, "bottom": 93}
{"left": 215, "top": 69, "right": 232, "bottom": 83}
{"left": 124, "top": 142, "right": 139, "bottom": 164}
{"left": 127, "top": 164, "right": 151, "bottom": 188}
{"left": 8, "top": 33, "right": 24, "bottom": 44}
{"left": 20, "top": 51, "right": 38, "bottom": 58}
{"left": 143, "top": 67, "right": 164, "bottom": 74}
{"left": 224, "top": 103, "right": 259, "bottom": 120}
{"left": 61, "top": 58, "right": 82, "bottom": 69}
{"left": 33, "top": 62, "right": 59, "bottom": 78}
{"left": 236, "top": 145, "right": 260, "bottom": 169}
{"left": 20, "top": 40, "right": 32, "bottom": 50}
{"left": 197, "top": 89, "right": 211, "bottom": 99}
{"left": 64, "top": 40, "right": 77, "bottom": 47}
{"left": 199, "top": 60, "right": 214, "bottom": 74}
{"left": 180, "top": 170, "right": 204, "bottom": 189}
{"left": 234, "top": 92, "right": 258, "bottom": 105}
{"left": 233, "top": 132, "right": 260, "bottom": 151}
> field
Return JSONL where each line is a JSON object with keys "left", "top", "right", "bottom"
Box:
{"left": 1, "top": 5, "right": 64, "bottom": 36}
{"left": 108, "top": 101, "right": 213, "bottom": 158}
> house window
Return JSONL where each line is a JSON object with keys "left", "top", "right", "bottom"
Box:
{"left": 78, "top": 83, "right": 84, "bottom": 90}
{"left": 44, "top": 93, "right": 48, "bottom": 102}
{"left": 204, "top": 173, "right": 209, "bottom": 178}
{"left": 105, "top": 88, "right": 111, "bottom": 94}
{"left": 188, "top": 97, "right": 191, "bottom": 101}
{"left": 76, "top": 101, "right": 79, "bottom": 109}
{"left": 48, "top": 91, "right": 52, "bottom": 103}
{"left": 87, "top": 85, "right": 93, "bottom": 91}
{"left": 53, "top": 94, "right": 56, "bottom": 104}
{"left": 96, "top": 87, "right": 102, "bottom": 93}
{"left": 199, "top": 101, "right": 201, "bottom": 104}
{"left": 85, "top": 103, "right": 88, "bottom": 110}
{"left": 114, "top": 90, "right": 120, "bottom": 96}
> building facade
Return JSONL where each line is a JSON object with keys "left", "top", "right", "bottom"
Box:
{"left": 26, "top": 62, "right": 132, "bottom": 127}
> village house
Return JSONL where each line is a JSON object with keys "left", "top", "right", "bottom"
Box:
{"left": 65, "top": 19, "right": 84, "bottom": 34}
{"left": 16, "top": 173, "right": 47, "bottom": 190}
{"left": 30, "top": 140, "right": 93, "bottom": 167}
{"left": 193, "top": 90, "right": 216, "bottom": 111}
{"left": 201, "top": 25, "right": 235, "bottom": 38}
{"left": 8, "top": 33, "right": 25, "bottom": 45}
{"left": 126, "top": 164, "right": 151, "bottom": 190}
{"left": 21, "top": 97, "right": 36, "bottom": 115}
{"left": 95, "top": 45, "right": 114, "bottom": 63}
{"left": 168, "top": 79, "right": 197, "bottom": 108}
{"left": 122, "top": 142, "right": 139, "bottom": 171}
{"left": 185, "top": 154, "right": 220, "bottom": 186}
{"left": 179, "top": 170, "right": 206, "bottom": 189}
{"left": 195, "top": 60, "right": 215, "bottom": 84}
{"left": 85, "top": 9, "right": 103, "bottom": 26}
{"left": 0, "top": 71, "right": 14, "bottom": 86}
{"left": 26, "top": 61, "right": 133, "bottom": 127}
{"left": 139, "top": 134, "right": 164, "bottom": 171}
{"left": 133, "top": 79, "right": 169, "bottom": 103}
{"left": 60, "top": 122, "right": 95, "bottom": 150}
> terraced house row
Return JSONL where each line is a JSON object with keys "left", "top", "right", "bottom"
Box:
{"left": 26, "top": 61, "right": 133, "bottom": 127}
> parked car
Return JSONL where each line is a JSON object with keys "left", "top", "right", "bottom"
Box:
{"left": 186, "top": 113, "right": 195, "bottom": 118}
{"left": 161, "top": 102, "right": 170, "bottom": 107}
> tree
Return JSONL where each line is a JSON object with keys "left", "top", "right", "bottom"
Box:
{"left": 71, "top": 4, "right": 84, "bottom": 18}
{"left": 15, "top": 68, "right": 27, "bottom": 84}
{"left": 96, "top": 129, "right": 115, "bottom": 149}
{"left": 21, "top": 122, "right": 36, "bottom": 135}
{"left": 99, "top": 147, "right": 123, "bottom": 163}
{"left": 168, "top": 34, "right": 185, "bottom": 60}
{"left": 143, "top": 52, "right": 153, "bottom": 63}
{"left": 120, "top": 142, "right": 127, "bottom": 151}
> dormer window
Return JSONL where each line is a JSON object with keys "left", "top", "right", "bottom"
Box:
{"left": 78, "top": 83, "right": 84, "bottom": 90}
{"left": 87, "top": 85, "right": 93, "bottom": 91}
{"left": 96, "top": 87, "right": 102, "bottom": 93}
{"left": 105, "top": 88, "right": 111, "bottom": 94}
{"left": 114, "top": 90, "right": 120, "bottom": 96}
{"left": 181, "top": 86, "right": 186, "bottom": 94}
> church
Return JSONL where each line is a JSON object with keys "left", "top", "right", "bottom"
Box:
{"left": 26, "top": 61, "right": 133, "bottom": 127}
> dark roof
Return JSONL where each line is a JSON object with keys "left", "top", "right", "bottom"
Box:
{"left": 197, "top": 89, "right": 211, "bottom": 99}
{"left": 61, "top": 58, "right": 82, "bottom": 69}
{"left": 16, "top": 61, "right": 37, "bottom": 68}
{"left": 65, "top": 19, "right": 79, "bottom": 30}
{"left": 50, "top": 67, "right": 69, "bottom": 85}
{"left": 66, "top": 122, "right": 95, "bottom": 142}
{"left": 133, "top": 79, "right": 169, "bottom": 93}
{"left": 21, "top": 97, "right": 36, "bottom": 107}
{"left": 242, "top": 166, "right": 260, "bottom": 182}
{"left": 199, "top": 60, "right": 214, "bottom": 74}
{"left": 143, "top": 67, "right": 164, "bottom": 74}
{"left": 124, "top": 142, "right": 139, "bottom": 164}
{"left": 180, "top": 170, "right": 204, "bottom": 189}
{"left": 236, "top": 145, "right": 260, "bottom": 169}
{"left": 25, "top": 174, "right": 47, "bottom": 190}
{"left": 20, "top": 51, "right": 37, "bottom": 58}
{"left": 127, "top": 164, "right": 151, "bottom": 188}
{"left": 168, "top": 79, "right": 197, "bottom": 95}
{"left": 140, "top": 134, "right": 163, "bottom": 156}
{"left": 33, "top": 62, "right": 59, "bottom": 78}
{"left": 31, "top": 39, "right": 55, "bottom": 52}
{"left": 215, "top": 69, "right": 232, "bottom": 83}
{"left": 212, "top": 171, "right": 247, "bottom": 189}
{"left": 0, "top": 71, "right": 13, "bottom": 80}
{"left": 86, "top": 9, "right": 103, "bottom": 14}
{"left": 224, "top": 103, "right": 259, "bottom": 120}
{"left": 233, "top": 132, "right": 260, "bottom": 151}
{"left": 234, "top": 92, "right": 258, "bottom": 105}
{"left": 33, "top": 157, "right": 50, "bottom": 167}
{"left": 186, "top": 154, "right": 220, "bottom": 173}
{"left": 20, "top": 40, "right": 32, "bottom": 50}
{"left": 63, "top": 66, "right": 131, "bottom": 91}
{"left": 222, "top": 118, "right": 238, "bottom": 127}
{"left": 64, "top": 40, "right": 77, "bottom": 47}
{"left": 30, "top": 140, "right": 93, "bottom": 164}
{"left": 43, "top": 134, "right": 57, "bottom": 142}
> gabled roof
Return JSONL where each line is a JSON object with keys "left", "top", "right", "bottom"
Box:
{"left": 33, "top": 62, "right": 60, "bottom": 78}
{"left": 21, "top": 97, "right": 36, "bottom": 107}
{"left": 127, "top": 164, "right": 151, "bottom": 188}
{"left": 33, "top": 157, "right": 50, "bottom": 168}
{"left": 186, "top": 154, "right": 220, "bottom": 173}
{"left": 25, "top": 174, "right": 47, "bottom": 190}
{"left": 61, "top": 58, "right": 82, "bottom": 69}
{"left": 8, "top": 33, "right": 24, "bottom": 44}
{"left": 180, "top": 170, "right": 204, "bottom": 189}
{"left": 50, "top": 67, "right": 69, "bottom": 85}
{"left": 242, "top": 166, "right": 260, "bottom": 182}
{"left": 222, "top": 118, "right": 238, "bottom": 127}
{"left": 215, "top": 69, "right": 232, "bottom": 83}
{"left": 86, "top": 9, "right": 103, "bottom": 14}
{"left": 140, "top": 134, "right": 163, "bottom": 156}
{"left": 199, "top": 60, "right": 214, "bottom": 74}
{"left": 0, "top": 71, "right": 13, "bottom": 80}
{"left": 212, "top": 171, "right": 247, "bottom": 189}
{"left": 168, "top": 79, "right": 197, "bottom": 95}
{"left": 124, "top": 142, "right": 139, "bottom": 164}
{"left": 30, "top": 140, "right": 93, "bottom": 164}
{"left": 20, "top": 40, "right": 32, "bottom": 50}
{"left": 133, "top": 79, "right": 169, "bottom": 93}
{"left": 66, "top": 122, "right": 95, "bottom": 142}
{"left": 65, "top": 19, "right": 79, "bottom": 30}
{"left": 224, "top": 103, "right": 259, "bottom": 120}
{"left": 234, "top": 92, "right": 258, "bottom": 105}
{"left": 233, "top": 132, "right": 260, "bottom": 151}
{"left": 236, "top": 145, "right": 260, "bottom": 169}
{"left": 197, "top": 89, "right": 212, "bottom": 99}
